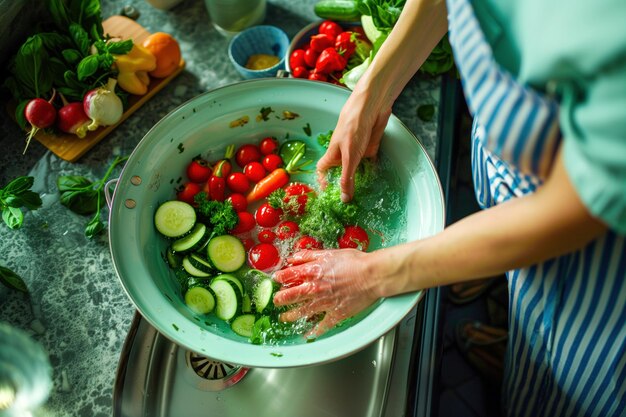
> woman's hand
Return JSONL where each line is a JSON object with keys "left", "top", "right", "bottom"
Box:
{"left": 316, "top": 88, "right": 393, "bottom": 202}
{"left": 272, "top": 249, "right": 382, "bottom": 338}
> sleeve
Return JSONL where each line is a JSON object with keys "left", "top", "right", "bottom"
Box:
{"left": 561, "top": 62, "right": 626, "bottom": 234}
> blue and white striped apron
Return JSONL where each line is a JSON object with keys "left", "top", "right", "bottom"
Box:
{"left": 446, "top": 0, "right": 626, "bottom": 415}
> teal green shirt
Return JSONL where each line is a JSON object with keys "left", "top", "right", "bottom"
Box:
{"left": 473, "top": 0, "right": 626, "bottom": 233}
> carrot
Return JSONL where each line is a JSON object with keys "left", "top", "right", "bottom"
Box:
{"left": 246, "top": 168, "right": 290, "bottom": 203}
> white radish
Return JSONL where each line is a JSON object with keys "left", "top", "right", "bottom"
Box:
{"left": 83, "top": 78, "right": 123, "bottom": 131}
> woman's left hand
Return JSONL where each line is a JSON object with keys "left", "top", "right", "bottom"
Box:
{"left": 272, "top": 249, "right": 381, "bottom": 338}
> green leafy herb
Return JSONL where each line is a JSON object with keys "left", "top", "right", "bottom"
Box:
{"left": 303, "top": 123, "right": 312, "bottom": 137}
{"left": 257, "top": 106, "right": 273, "bottom": 121}
{"left": 0, "top": 176, "right": 43, "bottom": 230}
{"left": 417, "top": 104, "right": 435, "bottom": 122}
{"left": 279, "top": 140, "right": 315, "bottom": 173}
{"left": 0, "top": 265, "right": 28, "bottom": 293}
{"left": 316, "top": 130, "right": 333, "bottom": 148}
{"left": 57, "top": 155, "right": 128, "bottom": 238}
{"left": 193, "top": 193, "right": 239, "bottom": 237}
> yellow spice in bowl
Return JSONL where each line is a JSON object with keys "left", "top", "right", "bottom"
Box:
{"left": 245, "top": 54, "right": 280, "bottom": 70}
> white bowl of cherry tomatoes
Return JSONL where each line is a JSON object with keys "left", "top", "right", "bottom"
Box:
{"left": 286, "top": 20, "right": 372, "bottom": 86}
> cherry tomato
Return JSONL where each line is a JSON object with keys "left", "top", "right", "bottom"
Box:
{"left": 308, "top": 70, "right": 328, "bottom": 82}
{"left": 338, "top": 225, "right": 370, "bottom": 251}
{"left": 284, "top": 182, "right": 314, "bottom": 215}
{"left": 241, "top": 237, "right": 256, "bottom": 251}
{"left": 227, "top": 172, "right": 250, "bottom": 194}
{"left": 248, "top": 243, "right": 280, "bottom": 271}
{"left": 316, "top": 47, "right": 347, "bottom": 74}
{"left": 186, "top": 158, "right": 212, "bottom": 183}
{"left": 276, "top": 220, "right": 300, "bottom": 240}
{"left": 227, "top": 193, "right": 248, "bottom": 212}
{"left": 235, "top": 144, "right": 262, "bottom": 168}
{"left": 289, "top": 49, "right": 306, "bottom": 69}
{"left": 243, "top": 161, "right": 266, "bottom": 183}
{"left": 255, "top": 203, "right": 283, "bottom": 228}
{"left": 309, "top": 33, "right": 334, "bottom": 53}
{"left": 177, "top": 182, "right": 201, "bottom": 204}
{"left": 335, "top": 31, "right": 357, "bottom": 58}
{"left": 258, "top": 229, "right": 277, "bottom": 243}
{"left": 304, "top": 48, "right": 320, "bottom": 68}
{"left": 292, "top": 66, "right": 310, "bottom": 79}
{"left": 318, "top": 20, "right": 343, "bottom": 40}
{"left": 294, "top": 236, "right": 323, "bottom": 250}
{"left": 259, "top": 137, "right": 279, "bottom": 155}
{"left": 230, "top": 211, "right": 255, "bottom": 234}
{"left": 208, "top": 175, "right": 226, "bottom": 201}
{"left": 262, "top": 154, "right": 283, "bottom": 172}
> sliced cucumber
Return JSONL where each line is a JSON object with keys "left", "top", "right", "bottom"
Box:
{"left": 207, "top": 235, "right": 246, "bottom": 273}
{"left": 165, "top": 247, "right": 182, "bottom": 269}
{"left": 184, "top": 285, "right": 216, "bottom": 315}
{"left": 188, "top": 253, "right": 216, "bottom": 274}
{"left": 210, "top": 279, "right": 242, "bottom": 321}
{"left": 211, "top": 274, "right": 244, "bottom": 297}
{"left": 242, "top": 293, "right": 253, "bottom": 314}
{"left": 182, "top": 255, "right": 211, "bottom": 277}
{"left": 154, "top": 200, "right": 196, "bottom": 238}
{"left": 171, "top": 223, "right": 209, "bottom": 253}
{"left": 231, "top": 314, "right": 256, "bottom": 338}
{"left": 253, "top": 277, "right": 276, "bottom": 314}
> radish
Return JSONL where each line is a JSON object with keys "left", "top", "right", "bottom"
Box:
{"left": 23, "top": 97, "right": 56, "bottom": 154}
{"left": 57, "top": 102, "right": 90, "bottom": 138}
{"left": 83, "top": 78, "right": 123, "bottom": 131}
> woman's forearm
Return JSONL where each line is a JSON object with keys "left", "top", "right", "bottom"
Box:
{"left": 358, "top": 0, "right": 449, "bottom": 107}
{"left": 371, "top": 149, "right": 608, "bottom": 297}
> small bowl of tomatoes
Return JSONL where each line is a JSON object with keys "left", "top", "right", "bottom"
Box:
{"left": 286, "top": 20, "right": 372, "bottom": 86}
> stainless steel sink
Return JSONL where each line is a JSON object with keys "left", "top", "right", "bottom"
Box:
{"left": 114, "top": 306, "right": 420, "bottom": 417}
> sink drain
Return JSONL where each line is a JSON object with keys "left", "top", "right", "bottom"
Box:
{"left": 185, "top": 351, "right": 249, "bottom": 391}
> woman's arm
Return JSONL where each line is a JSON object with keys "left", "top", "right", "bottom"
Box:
{"left": 316, "top": 0, "right": 449, "bottom": 201}
{"left": 274, "top": 147, "right": 607, "bottom": 336}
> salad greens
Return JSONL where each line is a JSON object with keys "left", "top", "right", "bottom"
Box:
{"left": 0, "top": 176, "right": 43, "bottom": 230}
{"left": 57, "top": 155, "right": 128, "bottom": 238}
{"left": 193, "top": 192, "right": 239, "bottom": 238}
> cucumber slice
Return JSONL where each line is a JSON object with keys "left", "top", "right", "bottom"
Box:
{"left": 210, "top": 279, "right": 242, "bottom": 321}
{"left": 212, "top": 274, "right": 244, "bottom": 298}
{"left": 171, "top": 223, "right": 209, "bottom": 253}
{"left": 165, "top": 247, "right": 182, "bottom": 269}
{"left": 253, "top": 278, "right": 276, "bottom": 314}
{"left": 182, "top": 255, "right": 211, "bottom": 277}
{"left": 242, "top": 293, "right": 253, "bottom": 313}
{"left": 188, "top": 253, "right": 216, "bottom": 274}
{"left": 154, "top": 200, "right": 196, "bottom": 238}
{"left": 231, "top": 314, "right": 256, "bottom": 338}
{"left": 184, "top": 285, "right": 216, "bottom": 315}
{"left": 207, "top": 235, "right": 246, "bottom": 273}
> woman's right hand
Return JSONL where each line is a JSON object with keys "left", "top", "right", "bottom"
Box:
{"left": 316, "top": 84, "right": 393, "bottom": 202}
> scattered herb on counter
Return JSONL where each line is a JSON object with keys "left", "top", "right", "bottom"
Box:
{"left": 57, "top": 155, "right": 128, "bottom": 238}
{"left": 417, "top": 104, "right": 435, "bottom": 122}
{"left": 0, "top": 265, "right": 29, "bottom": 294}
{"left": 0, "top": 176, "right": 43, "bottom": 230}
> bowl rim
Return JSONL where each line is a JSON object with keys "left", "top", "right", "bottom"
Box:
{"left": 228, "top": 24, "right": 290, "bottom": 75}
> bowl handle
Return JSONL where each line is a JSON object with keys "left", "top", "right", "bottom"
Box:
{"left": 104, "top": 178, "right": 119, "bottom": 209}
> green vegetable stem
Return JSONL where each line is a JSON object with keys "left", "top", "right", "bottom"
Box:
{"left": 57, "top": 155, "right": 128, "bottom": 238}
{"left": 0, "top": 176, "right": 43, "bottom": 230}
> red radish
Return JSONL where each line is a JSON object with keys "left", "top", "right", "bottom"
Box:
{"left": 335, "top": 31, "right": 357, "bottom": 58}
{"left": 23, "top": 97, "right": 57, "bottom": 153}
{"left": 338, "top": 225, "right": 370, "bottom": 251}
{"left": 83, "top": 78, "right": 123, "bottom": 131}
{"left": 246, "top": 168, "right": 290, "bottom": 203}
{"left": 309, "top": 33, "right": 334, "bottom": 53}
{"left": 316, "top": 47, "right": 347, "bottom": 74}
{"left": 57, "top": 102, "right": 90, "bottom": 138}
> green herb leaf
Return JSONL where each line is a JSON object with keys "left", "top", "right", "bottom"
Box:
{"left": 316, "top": 130, "right": 333, "bottom": 148}
{"left": 48, "top": 0, "right": 70, "bottom": 31}
{"left": 77, "top": 54, "right": 100, "bottom": 80}
{"left": 57, "top": 175, "right": 93, "bottom": 192}
{"left": 69, "top": 23, "right": 90, "bottom": 56}
{"left": 0, "top": 265, "right": 28, "bottom": 293}
{"left": 85, "top": 215, "right": 105, "bottom": 238}
{"left": 106, "top": 39, "right": 133, "bottom": 55}
{"left": 60, "top": 189, "right": 103, "bottom": 214}
{"left": 2, "top": 207, "right": 24, "bottom": 229}
{"left": 3, "top": 176, "right": 34, "bottom": 195}
{"left": 62, "top": 48, "right": 82, "bottom": 64}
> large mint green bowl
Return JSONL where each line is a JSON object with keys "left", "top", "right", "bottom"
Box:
{"left": 108, "top": 78, "right": 444, "bottom": 368}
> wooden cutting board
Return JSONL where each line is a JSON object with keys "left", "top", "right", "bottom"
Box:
{"left": 9, "top": 15, "right": 186, "bottom": 162}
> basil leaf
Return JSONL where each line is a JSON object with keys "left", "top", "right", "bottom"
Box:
{"left": 106, "top": 39, "right": 133, "bottom": 55}
{"left": 62, "top": 49, "right": 82, "bottom": 64}
{"left": 57, "top": 175, "right": 92, "bottom": 192}
{"left": 14, "top": 100, "right": 29, "bottom": 130}
{"left": 48, "top": 0, "right": 70, "bottom": 31}
{"left": 0, "top": 266, "right": 28, "bottom": 293}
{"left": 17, "top": 191, "right": 43, "bottom": 211}
{"left": 14, "top": 35, "right": 45, "bottom": 97}
{"left": 2, "top": 207, "right": 24, "bottom": 229}
{"left": 60, "top": 189, "right": 103, "bottom": 215}
{"left": 3, "top": 176, "right": 34, "bottom": 195}
{"left": 85, "top": 215, "right": 105, "bottom": 238}
{"left": 77, "top": 55, "right": 100, "bottom": 80}
{"left": 69, "top": 23, "right": 90, "bottom": 56}
{"left": 39, "top": 32, "right": 70, "bottom": 50}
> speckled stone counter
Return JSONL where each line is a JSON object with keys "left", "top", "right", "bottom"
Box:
{"left": 0, "top": 1, "right": 441, "bottom": 415}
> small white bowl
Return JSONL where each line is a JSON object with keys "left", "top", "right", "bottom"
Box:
{"left": 228, "top": 25, "right": 290, "bottom": 79}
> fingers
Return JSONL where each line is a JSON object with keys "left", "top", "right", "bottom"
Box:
{"left": 307, "top": 314, "right": 343, "bottom": 339}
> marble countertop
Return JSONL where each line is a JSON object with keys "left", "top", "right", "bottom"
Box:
{"left": 0, "top": 0, "right": 441, "bottom": 415}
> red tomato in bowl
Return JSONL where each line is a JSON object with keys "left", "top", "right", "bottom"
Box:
{"left": 186, "top": 158, "right": 211, "bottom": 183}
{"left": 177, "top": 182, "right": 201, "bottom": 204}
{"left": 235, "top": 144, "right": 262, "bottom": 168}
{"left": 243, "top": 161, "right": 266, "bottom": 183}
{"left": 294, "top": 236, "right": 323, "bottom": 250}
{"left": 283, "top": 182, "right": 313, "bottom": 215}
{"left": 338, "top": 225, "right": 370, "bottom": 251}
{"left": 262, "top": 154, "right": 283, "bottom": 172}
{"left": 318, "top": 20, "right": 343, "bottom": 39}
{"left": 227, "top": 172, "right": 250, "bottom": 194}
{"left": 248, "top": 243, "right": 280, "bottom": 271}
{"left": 289, "top": 49, "right": 306, "bottom": 69}
{"left": 276, "top": 220, "right": 300, "bottom": 240}
{"left": 231, "top": 211, "right": 255, "bottom": 234}
{"left": 259, "top": 137, "right": 279, "bottom": 155}
{"left": 227, "top": 193, "right": 247, "bottom": 212}
{"left": 255, "top": 203, "right": 283, "bottom": 228}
